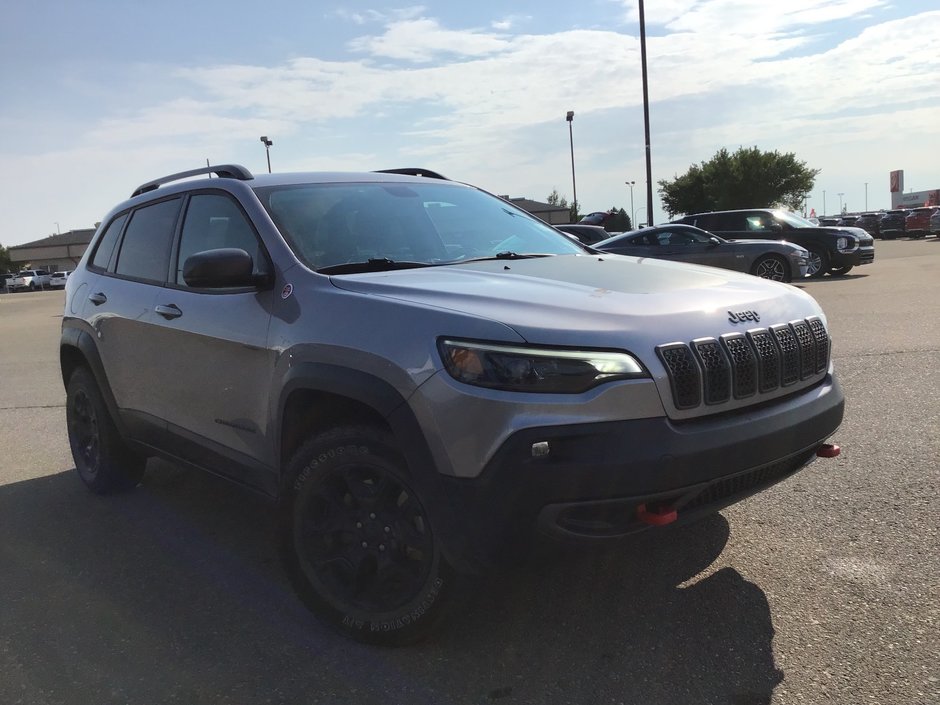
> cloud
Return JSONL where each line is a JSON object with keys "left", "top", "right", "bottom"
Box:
{"left": 348, "top": 17, "right": 511, "bottom": 62}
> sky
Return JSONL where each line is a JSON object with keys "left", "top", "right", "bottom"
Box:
{"left": 1, "top": 0, "right": 938, "bottom": 246}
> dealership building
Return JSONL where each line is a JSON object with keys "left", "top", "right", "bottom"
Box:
{"left": 889, "top": 170, "right": 939, "bottom": 208}
{"left": 7, "top": 229, "right": 96, "bottom": 273}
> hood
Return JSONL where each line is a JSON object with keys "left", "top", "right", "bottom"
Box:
{"left": 329, "top": 254, "right": 822, "bottom": 347}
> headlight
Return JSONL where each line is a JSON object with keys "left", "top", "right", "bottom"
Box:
{"left": 836, "top": 236, "right": 856, "bottom": 252}
{"left": 438, "top": 339, "right": 647, "bottom": 393}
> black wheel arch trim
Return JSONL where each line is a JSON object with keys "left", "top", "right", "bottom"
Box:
{"left": 60, "top": 321, "right": 128, "bottom": 439}
{"left": 276, "top": 363, "right": 481, "bottom": 572}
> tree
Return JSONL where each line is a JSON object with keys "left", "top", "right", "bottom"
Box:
{"left": 0, "top": 244, "right": 13, "bottom": 273}
{"left": 546, "top": 189, "right": 568, "bottom": 208}
{"left": 605, "top": 207, "right": 632, "bottom": 232}
{"left": 658, "top": 147, "right": 819, "bottom": 218}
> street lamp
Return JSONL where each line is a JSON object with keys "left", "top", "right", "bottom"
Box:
{"left": 565, "top": 111, "right": 577, "bottom": 219}
{"left": 837, "top": 192, "right": 845, "bottom": 214}
{"left": 260, "top": 136, "right": 273, "bottom": 174}
{"left": 54, "top": 222, "right": 60, "bottom": 235}
{"left": 634, "top": 207, "right": 648, "bottom": 228}
{"left": 864, "top": 182, "right": 868, "bottom": 211}
{"left": 625, "top": 181, "right": 635, "bottom": 228}
{"left": 638, "top": 0, "right": 654, "bottom": 227}
{"left": 823, "top": 190, "right": 826, "bottom": 216}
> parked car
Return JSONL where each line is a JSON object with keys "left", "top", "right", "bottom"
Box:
{"left": 10, "top": 269, "right": 51, "bottom": 291}
{"left": 853, "top": 213, "right": 882, "bottom": 239}
{"left": 905, "top": 207, "right": 937, "bottom": 237}
{"left": 929, "top": 209, "right": 940, "bottom": 236}
{"left": 595, "top": 224, "right": 808, "bottom": 282}
{"left": 673, "top": 209, "right": 875, "bottom": 278}
{"left": 1, "top": 273, "right": 15, "bottom": 292}
{"left": 818, "top": 217, "right": 840, "bottom": 226}
{"left": 879, "top": 210, "right": 909, "bottom": 240}
{"left": 836, "top": 215, "right": 859, "bottom": 227}
{"left": 49, "top": 271, "right": 72, "bottom": 288}
{"left": 555, "top": 223, "right": 613, "bottom": 246}
{"left": 62, "top": 164, "right": 844, "bottom": 645}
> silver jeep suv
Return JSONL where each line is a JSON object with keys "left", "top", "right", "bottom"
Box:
{"left": 61, "top": 165, "right": 844, "bottom": 645}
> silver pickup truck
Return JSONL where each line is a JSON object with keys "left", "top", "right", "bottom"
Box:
{"left": 11, "top": 269, "right": 52, "bottom": 291}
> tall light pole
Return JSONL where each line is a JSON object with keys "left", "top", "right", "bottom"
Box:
{"left": 837, "top": 192, "right": 845, "bottom": 214}
{"left": 260, "top": 136, "right": 273, "bottom": 173}
{"left": 566, "top": 111, "right": 577, "bottom": 220}
{"left": 823, "top": 190, "right": 826, "bottom": 216}
{"left": 54, "top": 222, "right": 60, "bottom": 235}
{"left": 625, "top": 181, "right": 635, "bottom": 228}
{"left": 864, "top": 182, "right": 868, "bottom": 211}
{"left": 638, "top": 0, "right": 654, "bottom": 227}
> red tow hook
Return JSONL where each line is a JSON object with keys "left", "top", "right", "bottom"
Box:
{"left": 817, "top": 443, "right": 841, "bottom": 458}
{"left": 637, "top": 503, "right": 678, "bottom": 526}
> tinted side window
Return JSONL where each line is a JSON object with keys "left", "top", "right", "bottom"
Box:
{"left": 115, "top": 199, "right": 181, "bottom": 283}
{"left": 90, "top": 214, "right": 128, "bottom": 271}
{"left": 175, "top": 194, "right": 269, "bottom": 286}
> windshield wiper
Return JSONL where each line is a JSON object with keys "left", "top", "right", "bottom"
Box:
{"left": 318, "top": 258, "right": 435, "bottom": 275}
{"left": 460, "top": 252, "right": 553, "bottom": 263}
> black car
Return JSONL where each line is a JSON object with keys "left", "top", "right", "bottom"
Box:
{"left": 596, "top": 224, "right": 808, "bottom": 282}
{"left": 673, "top": 209, "right": 875, "bottom": 278}
{"left": 555, "top": 223, "right": 613, "bottom": 246}
{"left": 853, "top": 213, "right": 882, "bottom": 239}
{"left": 879, "top": 210, "right": 908, "bottom": 240}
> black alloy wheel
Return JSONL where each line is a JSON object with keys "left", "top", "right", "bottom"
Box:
{"left": 283, "top": 426, "right": 461, "bottom": 645}
{"left": 66, "top": 367, "right": 145, "bottom": 493}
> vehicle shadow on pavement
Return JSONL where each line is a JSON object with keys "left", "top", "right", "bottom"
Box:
{"left": 0, "top": 463, "right": 782, "bottom": 705}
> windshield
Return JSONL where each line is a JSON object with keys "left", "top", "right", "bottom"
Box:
{"left": 772, "top": 210, "right": 818, "bottom": 229}
{"left": 254, "top": 181, "right": 584, "bottom": 272}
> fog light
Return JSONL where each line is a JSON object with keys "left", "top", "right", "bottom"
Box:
{"left": 531, "top": 441, "right": 550, "bottom": 457}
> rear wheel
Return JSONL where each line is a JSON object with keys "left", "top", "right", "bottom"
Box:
{"left": 281, "top": 425, "right": 462, "bottom": 645}
{"left": 66, "top": 367, "right": 146, "bottom": 493}
{"left": 751, "top": 254, "right": 790, "bottom": 282}
{"left": 805, "top": 247, "right": 829, "bottom": 278}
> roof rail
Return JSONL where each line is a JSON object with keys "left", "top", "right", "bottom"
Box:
{"left": 374, "top": 168, "right": 449, "bottom": 181}
{"left": 131, "top": 164, "right": 254, "bottom": 198}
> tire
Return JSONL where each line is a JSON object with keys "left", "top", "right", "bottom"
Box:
{"left": 805, "top": 247, "right": 829, "bottom": 278}
{"left": 281, "top": 425, "right": 461, "bottom": 645}
{"left": 66, "top": 367, "right": 146, "bottom": 494}
{"left": 751, "top": 254, "right": 790, "bottom": 282}
{"left": 29, "top": 282, "right": 36, "bottom": 291}
{"left": 828, "top": 264, "right": 854, "bottom": 276}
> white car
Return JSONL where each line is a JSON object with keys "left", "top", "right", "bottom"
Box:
{"left": 11, "top": 269, "right": 52, "bottom": 291}
{"left": 49, "top": 271, "right": 71, "bottom": 288}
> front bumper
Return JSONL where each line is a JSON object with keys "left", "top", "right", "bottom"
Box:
{"left": 439, "top": 373, "right": 844, "bottom": 566}
{"left": 832, "top": 245, "right": 874, "bottom": 268}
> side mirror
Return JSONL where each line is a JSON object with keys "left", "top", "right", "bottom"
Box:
{"left": 708, "top": 236, "right": 721, "bottom": 247}
{"left": 183, "top": 248, "right": 261, "bottom": 288}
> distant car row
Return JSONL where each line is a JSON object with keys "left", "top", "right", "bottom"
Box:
{"left": 1, "top": 270, "right": 70, "bottom": 292}
{"left": 562, "top": 207, "right": 876, "bottom": 280}
{"left": 816, "top": 207, "right": 940, "bottom": 239}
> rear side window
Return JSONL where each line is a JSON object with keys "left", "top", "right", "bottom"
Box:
{"left": 115, "top": 199, "right": 181, "bottom": 283}
{"left": 90, "top": 215, "right": 128, "bottom": 271}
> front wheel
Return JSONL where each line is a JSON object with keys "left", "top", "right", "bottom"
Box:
{"left": 281, "top": 426, "right": 462, "bottom": 645}
{"left": 66, "top": 367, "right": 146, "bottom": 493}
{"left": 805, "top": 247, "right": 829, "bottom": 278}
{"left": 751, "top": 254, "right": 790, "bottom": 282}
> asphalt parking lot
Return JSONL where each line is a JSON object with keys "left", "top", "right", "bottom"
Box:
{"left": 1, "top": 239, "right": 938, "bottom": 705}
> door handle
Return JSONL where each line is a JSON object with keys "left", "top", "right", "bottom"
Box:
{"left": 155, "top": 304, "right": 183, "bottom": 320}
{"left": 88, "top": 292, "right": 107, "bottom": 305}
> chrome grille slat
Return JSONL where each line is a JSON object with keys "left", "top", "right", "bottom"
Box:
{"left": 657, "top": 317, "right": 831, "bottom": 410}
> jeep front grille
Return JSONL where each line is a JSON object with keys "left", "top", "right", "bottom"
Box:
{"left": 656, "top": 317, "right": 830, "bottom": 411}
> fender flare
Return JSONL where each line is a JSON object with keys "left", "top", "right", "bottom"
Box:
{"left": 60, "top": 323, "right": 129, "bottom": 437}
